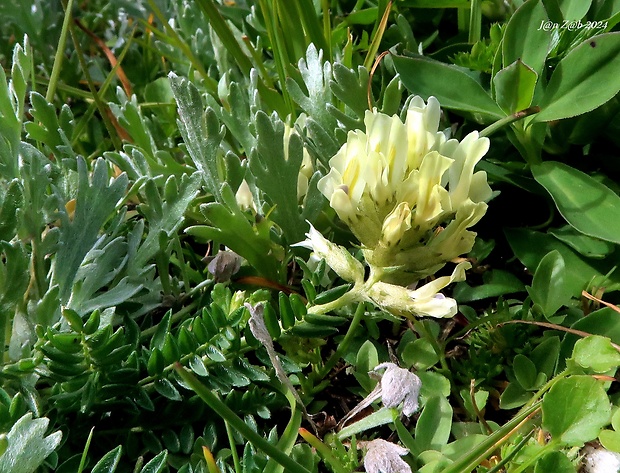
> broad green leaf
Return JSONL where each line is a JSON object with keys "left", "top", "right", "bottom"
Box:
{"left": 169, "top": 73, "right": 225, "bottom": 199}
{"left": 559, "top": 307, "right": 620, "bottom": 371}
{"left": 534, "top": 451, "right": 574, "bottom": 473}
{"left": 549, "top": 225, "right": 615, "bottom": 259}
{"left": 493, "top": 59, "right": 537, "bottom": 113}
{"left": 599, "top": 429, "right": 620, "bottom": 453}
{"left": 392, "top": 54, "right": 505, "bottom": 119}
{"left": 533, "top": 33, "right": 620, "bottom": 122}
{"left": 570, "top": 335, "right": 620, "bottom": 373}
{"left": 415, "top": 396, "right": 453, "bottom": 451}
{"left": 528, "top": 250, "right": 573, "bottom": 317}
{"left": 453, "top": 269, "right": 526, "bottom": 302}
{"left": 400, "top": 338, "right": 440, "bottom": 370}
{"left": 505, "top": 228, "right": 620, "bottom": 297}
{"left": 532, "top": 161, "right": 620, "bottom": 244}
{"left": 0, "top": 413, "right": 62, "bottom": 473}
{"left": 502, "top": 0, "right": 551, "bottom": 74}
{"left": 399, "top": 0, "right": 470, "bottom": 5}
{"left": 91, "top": 446, "right": 122, "bottom": 473}
{"left": 557, "top": 0, "right": 592, "bottom": 20}
{"left": 542, "top": 375, "right": 611, "bottom": 446}
{"left": 513, "top": 354, "right": 539, "bottom": 390}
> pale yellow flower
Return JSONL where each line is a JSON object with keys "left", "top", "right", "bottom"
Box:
{"left": 297, "top": 224, "right": 468, "bottom": 318}
{"left": 318, "top": 96, "right": 491, "bottom": 284}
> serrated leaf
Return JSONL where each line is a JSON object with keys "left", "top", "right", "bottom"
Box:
{"left": 25, "top": 92, "right": 75, "bottom": 159}
{"left": 169, "top": 73, "right": 225, "bottom": 199}
{"left": 53, "top": 158, "right": 128, "bottom": 302}
{"left": 286, "top": 44, "right": 335, "bottom": 132}
{"left": 0, "top": 413, "right": 62, "bottom": 473}
{"left": 186, "top": 185, "right": 284, "bottom": 281}
{"left": 134, "top": 173, "right": 201, "bottom": 268}
{"left": 0, "top": 179, "right": 23, "bottom": 241}
{"left": 249, "top": 111, "right": 306, "bottom": 242}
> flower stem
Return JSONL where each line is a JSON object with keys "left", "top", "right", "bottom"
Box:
{"left": 175, "top": 364, "right": 314, "bottom": 473}
{"left": 318, "top": 302, "right": 366, "bottom": 378}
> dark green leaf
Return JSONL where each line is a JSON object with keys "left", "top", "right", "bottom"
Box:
{"left": 392, "top": 54, "right": 504, "bottom": 119}
{"left": 139, "top": 450, "right": 168, "bottom": 473}
{"left": 91, "top": 446, "right": 123, "bottom": 473}
{"left": 534, "top": 451, "right": 574, "bottom": 473}
{"left": 533, "top": 161, "right": 620, "bottom": 244}
{"left": 549, "top": 225, "right": 615, "bottom": 259}
{"left": 154, "top": 378, "right": 182, "bottom": 401}
{"left": 528, "top": 250, "right": 573, "bottom": 317}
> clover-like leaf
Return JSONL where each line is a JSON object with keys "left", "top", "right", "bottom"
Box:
{"left": 0, "top": 413, "right": 62, "bottom": 473}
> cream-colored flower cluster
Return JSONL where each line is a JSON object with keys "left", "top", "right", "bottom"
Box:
{"left": 318, "top": 96, "right": 491, "bottom": 285}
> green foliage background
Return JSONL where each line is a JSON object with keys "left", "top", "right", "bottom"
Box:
{"left": 1, "top": 0, "right": 620, "bottom": 472}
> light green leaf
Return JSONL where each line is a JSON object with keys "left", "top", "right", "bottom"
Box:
{"left": 570, "top": 335, "right": 620, "bottom": 373}
{"left": 557, "top": 0, "right": 593, "bottom": 20}
{"left": 415, "top": 396, "right": 453, "bottom": 451}
{"left": 502, "top": 0, "right": 551, "bottom": 74}
{"left": 532, "top": 161, "right": 620, "bottom": 244}
{"left": 392, "top": 54, "right": 504, "bottom": 119}
{"left": 533, "top": 33, "right": 620, "bottom": 122}
{"left": 0, "top": 413, "right": 62, "bottom": 473}
{"left": 542, "top": 375, "right": 611, "bottom": 446}
{"left": 493, "top": 59, "right": 537, "bottom": 113}
{"left": 599, "top": 429, "right": 620, "bottom": 453}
